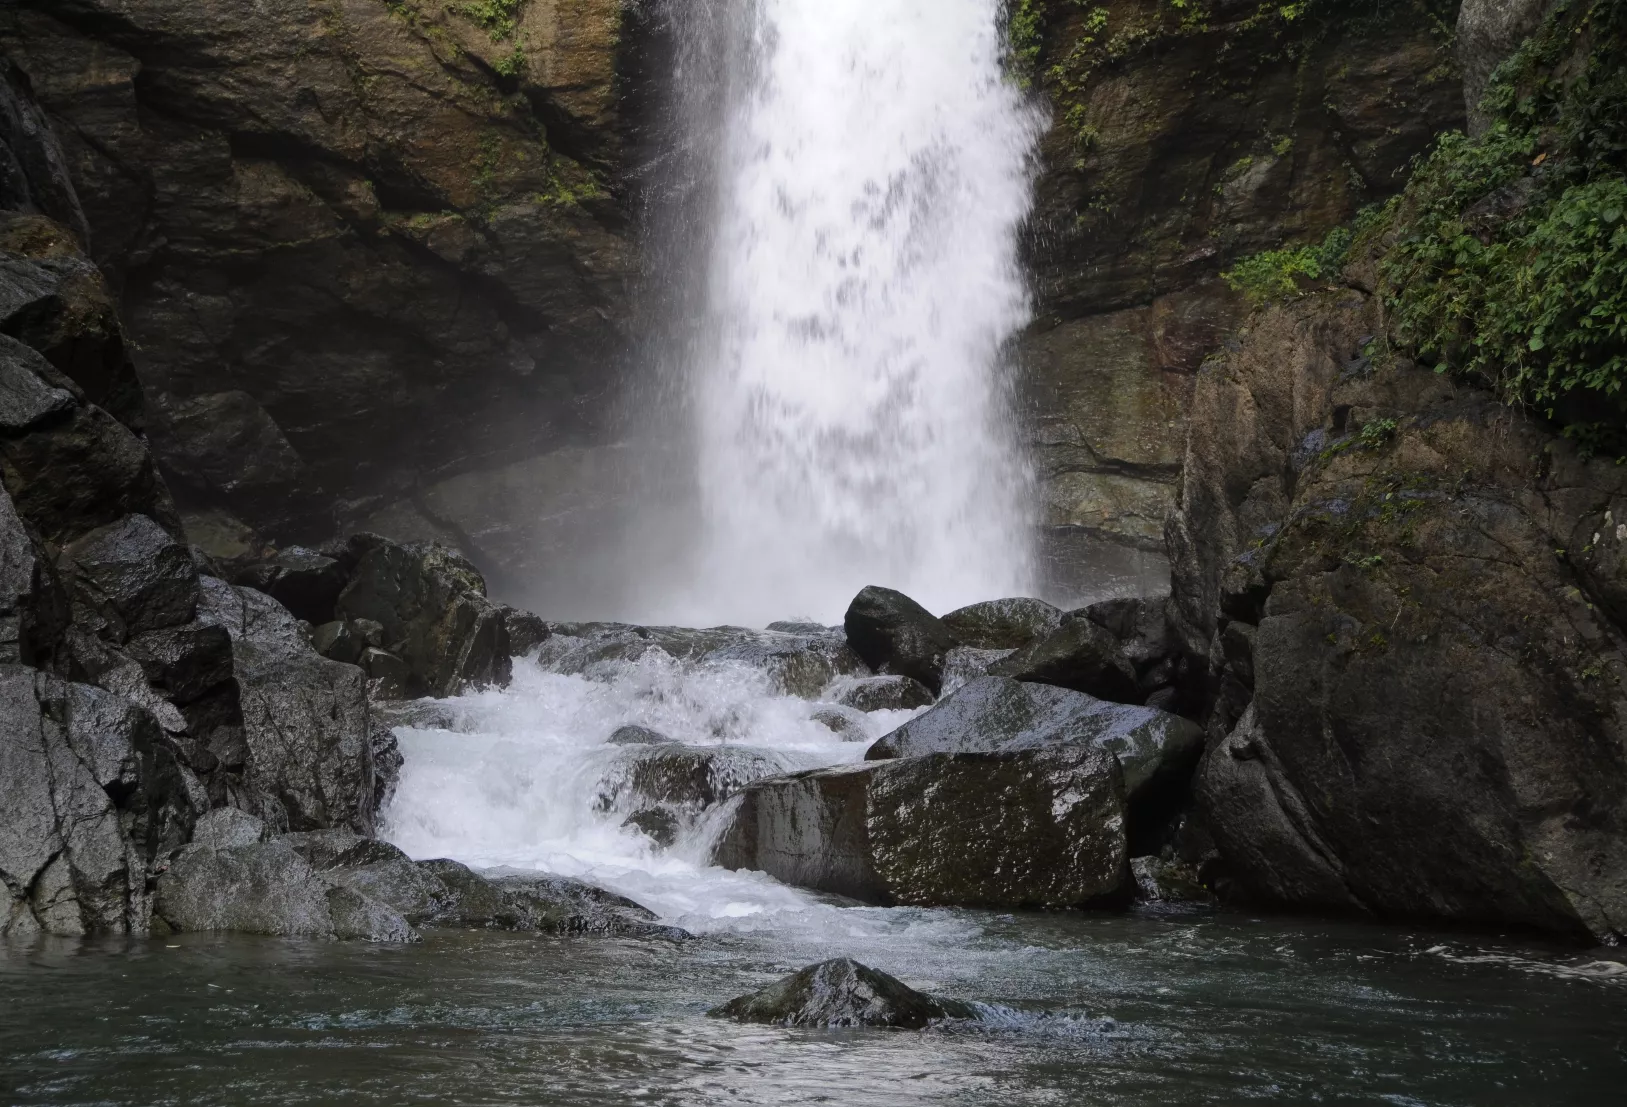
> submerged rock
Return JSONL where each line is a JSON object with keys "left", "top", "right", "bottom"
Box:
{"left": 866, "top": 676, "right": 1202, "bottom": 801}
{"left": 940, "top": 597, "right": 1064, "bottom": 651}
{"left": 606, "top": 724, "right": 675, "bottom": 747}
{"left": 1130, "top": 856, "right": 1214, "bottom": 905}
{"left": 810, "top": 705, "right": 869, "bottom": 742}
{"left": 713, "top": 744, "right": 1127, "bottom": 908}
{"left": 842, "top": 585, "right": 959, "bottom": 694}
{"left": 988, "top": 616, "right": 1141, "bottom": 705}
{"left": 710, "top": 958, "right": 977, "bottom": 1028}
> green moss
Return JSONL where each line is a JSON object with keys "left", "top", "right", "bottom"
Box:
{"left": 1380, "top": 0, "right": 1627, "bottom": 452}
{"left": 453, "top": 0, "right": 526, "bottom": 42}
{"left": 493, "top": 46, "right": 526, "bottom": 78}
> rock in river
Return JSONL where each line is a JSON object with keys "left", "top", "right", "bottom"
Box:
{"left": 710, "top": 958, "right": 978, "bottom": 1028}
{"left": 712, "top": 744, "right": 1127, "bottom": 908}
{"left": 988, "top": 615, "right": 1142, "bottom": 705}
{"left": 842, "top": 585, "right": 959, "bottom": 694}
{"left": 866, "top": 676, "right": 1203, "bottom": 801}
{"left": 940, "top": 597, "right": 1064, "bottom": 650}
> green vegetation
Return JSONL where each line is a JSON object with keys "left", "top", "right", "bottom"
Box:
{"left": 493, "top": 46, "right": 527, "bottom": 78}
{"left": 1221, "top": 217, "right": 1363, "bottom": 305}
{"left": 1381, "top": 0, "right": 1627, "bottom": 451}
{"left": 455, "top": 0, "right": 526, "bottom": 42}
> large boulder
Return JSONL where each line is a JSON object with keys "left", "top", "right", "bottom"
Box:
{"left": 987, "top": 615, "right": 1142, "bottom": 705}
{"left": 63, "top": 513, "right": 198, "bottom": 639}
{"left": 842, "top": 585, "right": 959, "bottom": 694}
{"left": 154, "top": 812, "right": 415, "bottom": 942}
{"left": 596, "top": 743, "right": 782, "bottom": 848}
{"left": 866, "top": 676, "right": 1202, "bottom": 802}
{"left": 713, "top": 745, "right": 1128, "bottom": 908}
{"left": 334, "top": 537, "right": 511, "bottom": 698}
{"left": 940, "top": 597, "right": 1064, "bottom": 650}
{"left": 830, "top": 674, "right": 935, "bottom": 713}
{"left": 1171, "top": 289, "right": 1627, "bottom": 942}
{"left": 195, "top": 576, "right": 393, "bottom": 835}
{"left": 710, "top": 958, "right": 977, "bottom": 1028}
{"left": 1, "top": 664, "right": 193, "bottom": 936}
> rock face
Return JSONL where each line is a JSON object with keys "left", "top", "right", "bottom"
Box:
{"left": 710, "top": 958, "right": 977, "bottom": 1029}
{"left": 1170, "top": 288, "right": 1627, "bottom": 942}
{"left": 842, "top": 586, "right": 959, "bottom": 694}
{"left": 0, "top": 0, "right": 646, "bottom": 548}
{"left": 713, "top": 744, "right": 1128, "bottom": 908}
{"left": 1018, "top": 1, "right": 1464, "bottom": 590}
{"left": 866, "top": 676, "right": 1202, "bottom": 802}
{"left": 1, "top": 664, "right": 192, "bottom": 936}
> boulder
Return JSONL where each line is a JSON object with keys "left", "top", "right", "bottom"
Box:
{"left": 865, "top": 676, "right": 1203, "bottom": 801}
{"left": 335, "top": 538, "right": 511, "bottom": 698}
{"left": 939, "top": 645, "right": 1015, "bottom": 694}
{"left": 831, "top": 674, "right": 935, "bottom": 713}
{"left": 64, "top": 514, "right": 198, "bottom": 639}
{"left": 0, "top": 664, "right": 193, "bottom": 936}
{"left": 154, "top": 817, "right": 415, "bottom": 942}
{"left": 1171, "top": 289, "right": 1627, "bottom": 941}
{"left": 195, "top": 576, "right": 393, "bottom": 835}
{"left": 698, "top": 630, "right": 867, "bottom": 698}
{"left": 710, "top": 958, "right": 978, "bottom": 1028}
{"left": 0, "top": 332, "right": 176, "bottom": 546}
{"left": 940, "top": 597, "right": 1065, "bottom": 650}
{"left": 596, "top": 743, "right": 780, "bottom": 816}
{"left": 842, "top": 585, "right": 959, "bottom": 694}
{"left": 810, "top": 705, "right": 869, "bottom": 742}
{"left": 0, "top": 60, "right": 89, "bottom": 242}
{"left": 311, "top": 620, "right": 364, "bottom": 665}
{"left": 503, "top": 607, "right": 550, "bottom": 657}
{"left": 232, "top": 546, "right": 346, "bottom": 625}
{"left": 988, "top": 615, "right": 1142, "bottom": 705}
{"left": 0, "top": 478, "right": 57, "bottom": 665}
{"left": 713, "top": 745, "right": 1127, "bottom": 908}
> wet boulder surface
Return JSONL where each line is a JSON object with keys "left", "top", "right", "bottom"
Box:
{"left": 842, "top": 585, "right": 959, "bottom": 694}
{"left": 866, "top": 676, "right": 1202, "bottom": 802}
{"left": 155, "top": 814, "right": 687, "bottom": 942}
{"left": 988, "top": 615, "right": 1142, "bottom": 705}
{"left": 713, "top": 745, "right": 1128, "bottom": 909}
{"left": 710, "top": 958, "right": 978, "bottom": 1029}
{"left": 939, "top": 597, "right": 1064, "bottom": 651}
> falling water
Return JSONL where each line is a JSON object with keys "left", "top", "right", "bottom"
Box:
{"left": 630, "top": 0, "right": 1042, "bottom": 627}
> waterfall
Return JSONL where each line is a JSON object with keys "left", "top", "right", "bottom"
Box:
{"left": 629, "top": 0, "right": 1043, "bottom": 627}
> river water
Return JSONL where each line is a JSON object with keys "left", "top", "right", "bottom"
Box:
{"left": 10, "top": 643, "right": 1623, "bottom": 1105}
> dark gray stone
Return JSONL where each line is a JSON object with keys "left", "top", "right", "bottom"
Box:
{"left": 606, "top": 724, "right": 674, "bottom": 746}
{"left": 232, "top": 546, "right": 345, "bottom": 625}
{"left": 940, "top": 597, "right": 1065, "bottom": 650}
{"left": 710, "top": 958, "right": 978, "bottom": 1028}
{"left": 810, "top": 705, "right": 869, "bottom": 742}
{"left": 832, "top": 675, "right": 934, "bottom": 713}
{"left": 988, "top": 615, "right": 1141, "bottom": 704}
{"left": 65, "top": 513, "right": 198, "bottom": 639}
{"left": 866, "top": 676, "right": 1203, "bottom": 800}
{"left": 842, "top": 585, "right": 959, "bottom": 694}
{"left": 311, "top": 620, "right": 364, "bottom": 665}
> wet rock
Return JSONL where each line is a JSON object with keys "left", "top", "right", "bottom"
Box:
{"left": 714, "top": 745, "right": 1127, "bottom": 908}
{"left": 866, "top": 676, "right": 1203, "bottom": 801}
{"left": 699, "top": 630, "right": 867, "bottom": 698}
{"left": 360, "top": 646, "right": 411, "bottom": 699}
{"left": 311, "top": 620, "right": 364, "bottom": 665}
{"left": 491, "top": 873, "right": 690, "bottom": 939}
{"left": 940, "top": 597, "right": 1065, "bottom": 651}
{"left": 1077, "top": 596, "right": 1196, "bottom": 712}
{"left": 597, "top": 743, "right": 780, "bottom": 813}
{"left": 831, "top": 674, "right": 935, "bottom": 713}
{"left": 336, "top": 539, "right": 511, "bottom": 698}
{"left": 622, "top": 808, "right": 681, "bottom": 848}
{"left": 123, "top": 621, "right": 234, "bottom": 705}
{"left": 606, "top": 724, "right": 675, "bottom": 747}
{"left": 0, "top": 333, "right": 175, "bottom": 546}
{"left": 63, "top": 513, "right": 197, "bottom": 639}
{"left": 988, "top": 615, "right": 1142, "bottom": 705}
{"left": 842, "top": 585, "right": 959, "bottom": 694}
{"left": 710, "top": 958, "right": 977, "bottom": 1028}
{"left": 148, "top": 391, "right": 319, "bottom": 537}
{"left": 195, "top": 576, "right": 391, "bottom": 835}
{"left": 1130, "top": 856, "right": 1214, "bottom": 904}
{"left": 503, "top": 607, "right": 550, "bottom": 657}
{"left": 0, "top": 479, "right": 57, "bottom": 665}
{"left": 189, "top": 807, "right": 269, "bottom": 851}
{"left": 810, "top": 705, "right": 869, "bottom": 742}
{"left": 939, "top": 645, "right": 1015, "bottom": 694}
{"left": 154, "top": 821, "right": 416, "bottom": 942}
{"left": 767, "top": 621, "right": 830, "bottom": 634}
{"left": 232, "top": 546, "right": 346, "bottom": 625}
{"left": 0, "top": 59, "right": 89, "bottom": 242}
{"left": 0, "top": 664, "right": 193, "bottom": 936}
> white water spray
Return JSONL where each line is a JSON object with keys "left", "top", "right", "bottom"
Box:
{"left": 651, "top": 0, "right": 1042, "bottom": 626}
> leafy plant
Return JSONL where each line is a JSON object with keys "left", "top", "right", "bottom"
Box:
{"left": 1222, "top": 223, "right": 1354, "bottom": 305}
{"left": 1380, "top": 0, "right": 1627, "bottom": 451}
{"left": 455, "top": 0, "right": 525, "bottom": 42}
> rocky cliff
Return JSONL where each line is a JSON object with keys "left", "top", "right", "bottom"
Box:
{"left": 1016, "top": 0, "right": 1464, "bottom": 600}
{"left": 0, "top": 0, "right": 647, "bottom": 570}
